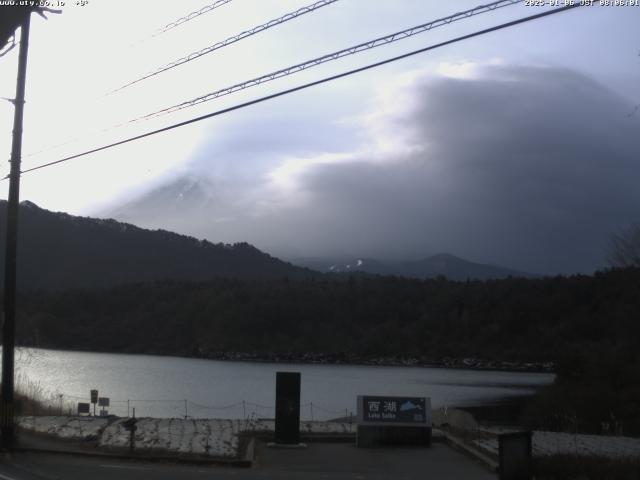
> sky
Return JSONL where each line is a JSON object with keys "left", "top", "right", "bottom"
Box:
{"left": 0, "top": 0, "right": 639, "bottom": 274}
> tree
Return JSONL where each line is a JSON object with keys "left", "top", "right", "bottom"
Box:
{"left": 608, "top": 223, "right": 640, "bottom": 268}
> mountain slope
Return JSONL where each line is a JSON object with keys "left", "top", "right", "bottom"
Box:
{"left": 103, "top": 176, "right": 217, "bottom": 228}
{"left": 293, "top": 253, "right": 536, "bottom": 280}
{"left": 398, "top": 253, "right": 536, "bottom": 280}
{"left": 0, "top": 201, "right": 313, "bottom": 290}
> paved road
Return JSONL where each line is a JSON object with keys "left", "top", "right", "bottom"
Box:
{"left": 0, "top": 442, "right": 497, "bottom": 480}
{"left": 257, "top": 442, "right": 497, "bottom": 480}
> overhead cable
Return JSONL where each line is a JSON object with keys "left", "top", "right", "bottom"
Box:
{"left": 7, "top": 4, "right": 581, "bottom": 179}
{"left": 153, "top": 0, "right": 234, "bottom": 37}
{"left": 133, "top": 0, "right": 523, "bottom": 122}
{"left": 25, "top": 0, "right": 519, "bottom": 160}
{"left": 114, "top": 0, "right": 340, "bottom": 93}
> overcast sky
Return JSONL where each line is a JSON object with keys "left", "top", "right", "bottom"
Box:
{"left": 1, "top": 0, "right": 639, "bottom": 274}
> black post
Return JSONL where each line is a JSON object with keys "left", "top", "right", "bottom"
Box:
{"left": 499, "top": 431, "right": 532, "bottom": 480}
{"left": 274, "top": 372, "right": 301, "bottom": 445}
{"left": 1, "top": 13, "right": 31, "bottom": 450}
{"left": 123, "top": 418, "right": 137, "bottom": 452}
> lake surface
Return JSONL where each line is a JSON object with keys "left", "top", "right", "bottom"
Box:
{"left": 13, "top": 348, "right": 554, "bottom": 420}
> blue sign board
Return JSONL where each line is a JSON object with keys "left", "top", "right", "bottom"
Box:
{"left": 357, "top": 395, "right": 431, "bottom": 427}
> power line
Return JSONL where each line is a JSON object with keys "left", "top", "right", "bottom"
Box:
{"left": 8, "top": 4, "right": 582, "bottom": 179}
{"left": 153, "top": 0, "right": 234, "bottom": 37}
{"left": 132, "top": 0, "right": 523, "bottom": 123}
{"left": 24, "top": 0, "right": 520, "bottom": 160}
{"left": 22, "top": 0, "right": 339, "bottom": 159}
{"left": 0, "top": 34, "right": 16, "bottom": 58}
{"left": 113, "top": 0, "right": 340, "bottom": 94}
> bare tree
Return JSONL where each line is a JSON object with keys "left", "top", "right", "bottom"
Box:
{"left": 608, "top": 223, "right": 640, "bottom": 268}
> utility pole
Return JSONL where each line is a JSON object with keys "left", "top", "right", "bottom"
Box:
{"left": 2, "top": 12, "right": 31, "bottom": 450}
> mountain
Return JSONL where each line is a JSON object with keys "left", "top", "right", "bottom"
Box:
{"left": 295, "top": 257, "right": 395, "bottom": 276}
{"left": 0, "top": 200, "right": 314, "bottom": 290}
{"left": 103, "top": 176, "right": 216, "bottom": 229}
{"left": 292, "top": 253, "right": 536, "bottom": 280}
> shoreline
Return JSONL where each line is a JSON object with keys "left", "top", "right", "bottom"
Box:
{"left": 188, "top": 351, "right": 555, "bottom": 373}
{"left": 18, "top": 345, "right": 555, "bottom": 373}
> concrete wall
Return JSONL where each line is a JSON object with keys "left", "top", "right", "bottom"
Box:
{"left": 356, "top": 425, "right": 432, "bottom": 448}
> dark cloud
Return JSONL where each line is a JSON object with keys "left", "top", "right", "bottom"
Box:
{"left": 109, "top": 64, "right": 640, "bottom": 274}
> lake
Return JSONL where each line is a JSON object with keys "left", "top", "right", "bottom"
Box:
{"left": 13, "top": 348, "right": 554, "bottom": 420}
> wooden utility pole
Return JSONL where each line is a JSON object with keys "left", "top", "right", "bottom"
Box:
{"left": 2, "top": 12, "right": 31, "bottom": 450}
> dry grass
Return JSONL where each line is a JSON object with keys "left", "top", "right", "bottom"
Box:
{"left": 3, "top": 362, "right": 76, "bottom": 416}
{"left": 13, "top": 390, "right": 49, "bottom": 415}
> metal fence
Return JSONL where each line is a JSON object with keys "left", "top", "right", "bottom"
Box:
{"left": 44, "top": 393, "right": 354, "bottom": 422}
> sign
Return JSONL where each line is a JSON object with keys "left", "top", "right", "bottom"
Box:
{"left": 358, "top": 396, "right": 431, "bottom": 427}
{"left": 98, "top": 397, "right": 110, "bottom": 407}
{"left": 356, "top": 395, "right": 432, "bottom": 448}
{"left": 99, "top": 410, "right": 109, "bottom": 417}
{"left": 77, "top": 402, "right": 90, "bottom": 414}
{"left": 90, "top": 389, "right": 98, "bottom": 404}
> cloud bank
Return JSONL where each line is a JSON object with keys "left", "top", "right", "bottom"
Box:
{"left": 106, "top": 63, "right": 640, "bottom": 274}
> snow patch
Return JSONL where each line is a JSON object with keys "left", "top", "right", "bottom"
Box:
{"left": 18, "top": 416, "right": 353, "bottom": 459}
{"left": 16, "top": 416, "right": 108, "bottom": 440}
{"left": 473, "top": 431, "right": 640, "bottom": 460}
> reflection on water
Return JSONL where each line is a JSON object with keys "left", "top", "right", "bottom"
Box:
{"left": 11, "top": 348, "right": 554, "bottom": 419}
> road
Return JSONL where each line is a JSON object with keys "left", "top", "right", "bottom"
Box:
{"left": 0, "top": 442, "right": 497, "bottom": 480}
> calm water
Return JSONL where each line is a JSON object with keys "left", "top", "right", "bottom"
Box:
{"left": 13, "top": 348, "right": 554, "bottom": 420}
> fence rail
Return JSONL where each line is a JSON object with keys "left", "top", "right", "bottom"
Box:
{"left": 33, "top": 393, "right": 354, "bottom": 422}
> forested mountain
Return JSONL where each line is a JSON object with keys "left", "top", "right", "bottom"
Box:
{"left": 294, "top": 253, "right": 536, "bottom": 280}
{"left": 0, "top": 201, "right": 313, "bottom": 290}
{"left": 3, "top": 202, "right": 639, "bottom": 434}
{"left": 13, "top": 267, "right": 640, "bottom": 434}
{"left": 14, "top": 267, "right": 639, "bottom": 364}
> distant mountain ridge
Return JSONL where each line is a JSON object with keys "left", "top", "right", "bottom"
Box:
{"left": 0, "top": 201, "right": 313, "bottom": 290}
{"left": 293, "top": 253, "right": 536, "bottom": 280}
